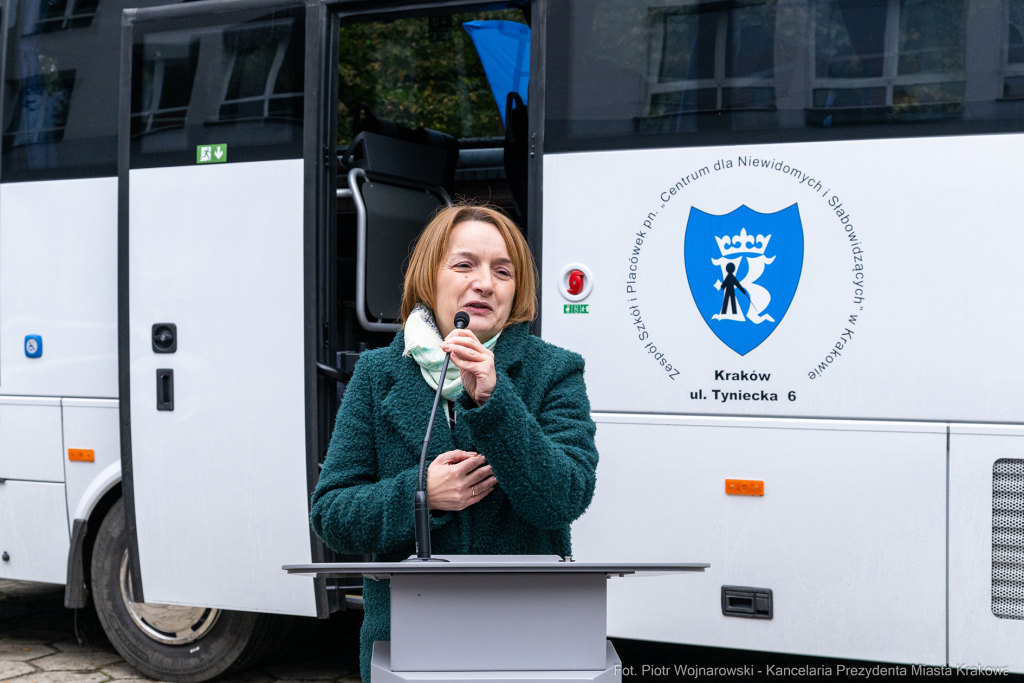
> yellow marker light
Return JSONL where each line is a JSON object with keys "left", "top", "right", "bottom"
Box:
{"left": 725, "top": 479, "right": 764, "bottom": 496}
{"left": 68, "top": 449, "right": 94, "bottom": 462}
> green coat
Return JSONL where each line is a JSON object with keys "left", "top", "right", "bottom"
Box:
{"left": 309, "top": 323, "right": 598, "bottom": 682}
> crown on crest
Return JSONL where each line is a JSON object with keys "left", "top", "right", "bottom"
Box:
{"left": 715, "top": 228, "right": 770, "bottom": 257}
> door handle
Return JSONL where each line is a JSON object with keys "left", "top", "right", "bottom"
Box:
{"left": 152, "top": 323, "right": 176, "bottom": 353}
{"left": 156, "top": 369, "right": 174, "bottom": 411}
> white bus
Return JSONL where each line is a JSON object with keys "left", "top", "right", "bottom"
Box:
{"left": 1, "top": 0, "right": 1021, "bottom": 678}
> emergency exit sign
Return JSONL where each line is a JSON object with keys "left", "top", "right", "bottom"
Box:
{"left": 197, "top": 144, "right": 227, "bottom": 164}
{"left": 564, "top": 304, "right": 589, "bottom": 314}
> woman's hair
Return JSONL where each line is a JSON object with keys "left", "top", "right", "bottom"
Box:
{"left": 401, "top": 203, "right": 537, "bottom": 326}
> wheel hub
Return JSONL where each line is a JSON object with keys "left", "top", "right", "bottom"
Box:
{"left": 119, "top": 550, "right": 221, "bottom": 645}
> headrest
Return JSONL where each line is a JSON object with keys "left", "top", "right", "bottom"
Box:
{"left": 343, "top": 105, "right": 459, "bottom": 192}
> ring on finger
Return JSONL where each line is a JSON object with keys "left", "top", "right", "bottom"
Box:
{"left": 472, "top": 487, "right": 476, "bottom": 497}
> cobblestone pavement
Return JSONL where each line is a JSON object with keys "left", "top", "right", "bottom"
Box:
{"left": 0, "top": 581, "right": 362, "bottom": 683}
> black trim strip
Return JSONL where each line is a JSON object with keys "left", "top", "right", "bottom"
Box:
{"left": 331, "top": 0, "right": 522, "bottom": 14}
{"left": 117, "top": 8, "right": 144, "bottom": 603}
{"left": 0, "top": 0, "right": 7, "bottom": 198}
{"left": 65, "top": 519, "right": 89, "bottom": 609}
{"left": 331, "top": 0, "right": 528, "bottom": 27}
{"left": 303, "top": 0, "right": 330, "bottom": 619}
{"left": 526, "top": 0, "right": 543, "bottom": 337}
{"left": 128, "top": 0, "right": 295, "bottom": 22}
{"left": 0, "top": 0, "right": 6, "bottom": 384}
{"left": 544, "top": 119, "right": 1024, "bottom": 156}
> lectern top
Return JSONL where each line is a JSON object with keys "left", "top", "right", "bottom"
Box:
{"left": 282, "top": 555, "right": 709, "bottom": 578}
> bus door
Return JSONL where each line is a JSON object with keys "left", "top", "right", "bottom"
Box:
{"left": 329, "top": 0, "right": 535, "bottom": 350}
{"left": 118, "top": 0, "right": 331, "bottom": 617}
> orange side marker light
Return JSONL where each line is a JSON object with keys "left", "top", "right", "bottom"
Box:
{"left": 725, "top": 479, "right": 763, "bottom": 496}
{"left": 68, "top": 449, "right": 94, "bottom": 462}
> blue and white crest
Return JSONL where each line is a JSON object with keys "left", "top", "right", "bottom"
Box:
{"left": 683, "top": 204, "right": 803, "bottom": 356}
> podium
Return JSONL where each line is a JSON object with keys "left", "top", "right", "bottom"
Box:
{"left": 284, "top": 555, "right": 707, "bottom": 682}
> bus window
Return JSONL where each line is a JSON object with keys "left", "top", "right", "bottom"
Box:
{"left": 1, "top": 0, "right": 179, "bottom": 182}
{"left": 336, "top": 10, "right": 525, "bottom": 146}
{"left": 128, "top": 6, "right": 304, "bottom": 169}
{"left": 546, "top": 0, "right": 1024, "bottom": 151}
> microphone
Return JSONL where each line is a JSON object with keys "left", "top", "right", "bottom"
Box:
{"left": 411, "top": 311, "right": 470, "bottom": 561}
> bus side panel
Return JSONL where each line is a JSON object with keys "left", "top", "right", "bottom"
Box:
{"left": 0, "top": 178, "right": 119, "bottom": 398}
{"left": 127, "top": 160, "right": 315, "bottom": 616}
{"left": 572, "top": 415, "right": 946, "bottom": 665}
{"left": 541, "top": 136, "right": 1024, "bottom": 423}
{"left": 0, "top": 480, "right": 70, "bottom": 583}
{"left": 62, "top": 398, "right": 121, "bottom": 525}
{"left": 949, "top": 425, "right": 1024, "bottom": 672}
{"left": 0, "top": 397, "right": 64, "bottom": 482}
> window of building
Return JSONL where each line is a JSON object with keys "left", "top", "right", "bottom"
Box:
{"left": 3, "top": 70, "right": 76, "bottom": 167}
{"left": 220, "top": 19, "right": 303, "bottom": 123}
{"left": 132, "top": 37, "right": 199, "bottom": 136}
{"left": 34, "top": 0, "right": 99, "bottom": 34}
{"left": 1004, "top": 0, "right": 1024, "bottom": 97}
{"left": 811, "top": 0, "right": 968, "bottom": 125}
{"left": 645, "top": 1, "right": 776, "bottom": 133}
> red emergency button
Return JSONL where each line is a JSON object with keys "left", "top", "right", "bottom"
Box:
{"left": 559, "top": 263, "right": 593, "bottom": 301}
{"left": 567, "top": 269, "right": 585, "bottom": 295}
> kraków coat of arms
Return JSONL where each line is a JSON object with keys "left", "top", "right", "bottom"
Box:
{"left": 683, "top": 204, "right": 804, "bottom": 356}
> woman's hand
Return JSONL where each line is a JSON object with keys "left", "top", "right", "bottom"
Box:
{"left": 426, "top": 450, "right": 497, "bottom": 511}
{"left": 441, "top": 329, "right": 496, "bottom": 405}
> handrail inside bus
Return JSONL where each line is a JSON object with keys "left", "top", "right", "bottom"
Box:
{"left": 347, "top": 167, "right": 451, "bottom": 333}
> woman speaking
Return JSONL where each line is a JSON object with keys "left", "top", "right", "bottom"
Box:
{"left": 309, "top": 203, "right": 598, "bottom": 682}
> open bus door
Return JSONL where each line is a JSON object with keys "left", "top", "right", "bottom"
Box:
{"left": 116, "top": 0, "right": 535, "bottom": 667}
{"left": 117, "top": 0, "right": 333, "bottom": 619}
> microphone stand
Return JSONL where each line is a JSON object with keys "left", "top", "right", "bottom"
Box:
{"left": 409, "top": 311, "right": 469, "bottom": 561}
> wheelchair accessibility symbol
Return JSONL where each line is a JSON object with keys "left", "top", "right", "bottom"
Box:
{"left": 24, "top": 334, "right": 42, "bottom": 358}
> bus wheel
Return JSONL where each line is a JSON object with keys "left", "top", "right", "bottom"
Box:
{"left": 90, "top": 499, "right": 278, "bottom": 682}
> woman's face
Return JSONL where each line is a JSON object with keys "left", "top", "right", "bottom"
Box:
{"left": 434, "top": 220, "right": 516, "bottom": 342}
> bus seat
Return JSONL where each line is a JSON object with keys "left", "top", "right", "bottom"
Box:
{"left": 347, "top": 105, "right": 459, "bottom": 194}
{"left": 342, "top": 129, "right": 451, "bottom": 332}
{"left": 346, "top": 132, "right": 449, "bottom": 189}
{"left": 361, "top": 180, "right": 444, "bottom": 323}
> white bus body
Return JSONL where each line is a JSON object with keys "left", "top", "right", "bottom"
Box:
{"left": 547, "top": 135, "right": 1024, "bottom": 667}
{"left": 0, "top": 0, "right": 1020, "bottom": 678}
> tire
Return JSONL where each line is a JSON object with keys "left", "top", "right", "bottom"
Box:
{"left": 91, "top": 499, "right": 282, "bottom": 683}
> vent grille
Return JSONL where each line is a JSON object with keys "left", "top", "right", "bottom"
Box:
{"left": 993, "top": 458, "right": 1024, "bottom": 619}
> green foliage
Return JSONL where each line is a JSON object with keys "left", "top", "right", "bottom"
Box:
{"left": 337, "top": 10, "right": 525, "bottom": 145}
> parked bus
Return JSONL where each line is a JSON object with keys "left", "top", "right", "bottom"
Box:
{"left": 1, "top": 0, "right": 1021, "bottom": 679}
